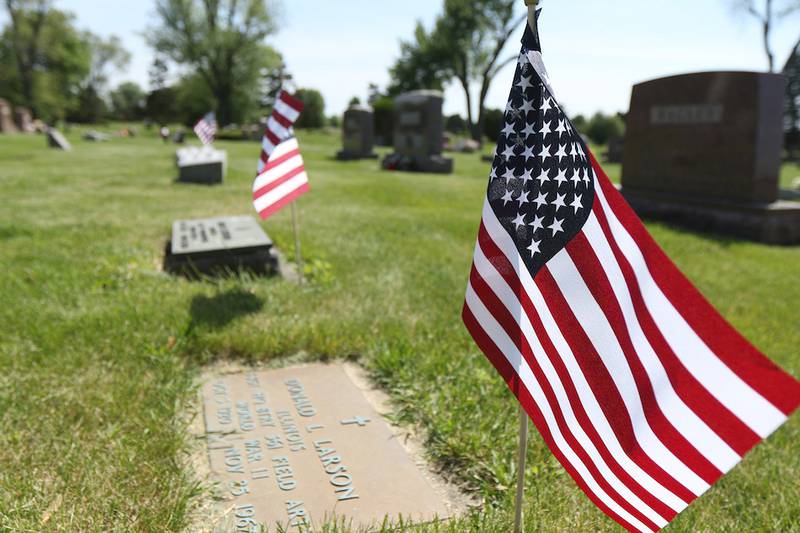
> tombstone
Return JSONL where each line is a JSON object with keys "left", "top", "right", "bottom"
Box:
{"left": 176, "top": 146, "right": 226, "bottom": 185}
{"left": 173, "top": 130, "right": 186, "bottom": 144}
{"left": 83, "top": 130, "right": 111, "bottom": 142}
{"left": 199, "top": 364, "right": 457, "bottom": 530}
{"left": 381, "top": 90, "right": 453, "bottom": 174}
{"left": 46, "top": 127, "right": 72, "bottom": 151}
{"left": 336, "top": 104, "right": 377, "bottom": 160}
{"left": 605, "top": 136, "right": 624, "bottom": 163}
{"left": 163, "top": 216, "right": 279, "bottom": 278}
{"left": 621, "top": 71, "right": 800, "bottom": 244}
{"left": 0, "top": 99, "right": 17, "bottom": 133}
{"left": 14, "top": 107, "right": 34, "bottom": 133}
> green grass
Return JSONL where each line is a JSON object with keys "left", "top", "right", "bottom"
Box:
{"left": 0, "top": 128, "right": 798, "bottom": 532}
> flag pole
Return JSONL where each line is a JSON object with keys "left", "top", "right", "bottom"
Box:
{"left": 290, "top": 202, "right": 304, "bottom": 283}
{"left": 514, "top": 7, "right": 536, "bottom": 531}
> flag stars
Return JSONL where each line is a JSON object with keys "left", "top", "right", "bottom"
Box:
{"left": 553, "top": 168, "right": 569, "bottom": 187}
{"left": 555, "top": 144, "right": 568, "bottom": 162}
{"left": 541, "top": 96, "right": 553, "bottom": 112}
{"left": 533, "top": 191, "right": 549, "bottom": 209}
{"left": 501, "top": 189, "right": 515, "bottom": 205}
{"left": 529, "top": 214, "right": 545, "bottom": 232}
{"left": 527, "top": 239, "right": 542, "bottom": 257}
{"left": 548, "top": 217, "right": 565, "bottom": 236}
{"left": 522, "top": 145, "right": 536, "bottom": 161}
{"left": 519, "top": 168, "right": 533, "bottom": 183}
{"left": 502, "top": 167, "right": 516, "bottom": 184}
{"left": 538, "top": 144, "right": 551, "bottom": 160}
{"left": 536, "top": 168, "right": 550, "bottom": 186}
{"left": 501, "top": 144, "right": 516, "bottom": 160}
{"left": 516, "top": 75, "right": 534, "bottom": 92}
{"left": 517, "top": 190, "right": 530, "bottom": 207}
{"left": 501, "top": 122, "right": 515, "bottom": 136}
{"left": 520, "top": 99, "right": 535, "bottom": 114}
{"left": 512, "top": 212, "right": 527, "bottom": 230}
{"left": 571, "top": 194, "right": 584, "bottom": 213}
{"left": 552, "top": 193, "right": 567, "bottom": 212}
{"left": 556, "top": 119, "right": 568, "bottom": 135}
{"left": 522, "top": 122, "right": 537, "bottom": 137}
{"left": 539, "top": 120, "right": 552, "bottom": 135}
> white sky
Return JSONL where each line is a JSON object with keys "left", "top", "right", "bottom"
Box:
{"left": 10, "top": 0, "right": 800, "bottom": 118}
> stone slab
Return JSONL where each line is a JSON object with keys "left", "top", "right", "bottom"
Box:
{"left": 164, "top": 216, "right": 278, "bottom": 278}
{"left": 200, "top": 364, "right": 452, "bottom": 531}
{"left": 176, "top": 146, "right": 227, "bottom": 184}
{"left": 46, "top": 128, "right": 71, "bottom": 151}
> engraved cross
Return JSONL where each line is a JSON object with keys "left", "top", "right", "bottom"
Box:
{"left": 340, "top": 416, "right": 371, "bottom": 427}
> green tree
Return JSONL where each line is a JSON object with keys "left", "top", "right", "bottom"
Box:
{"left": 785, "top": 35, "right": 800, "bottom": 155}
{"left": 147, "top": 0, "right": 281, "bottom": 125}
{"left": 110, "top": 81, "right": 145, "bottom": 120}
{"left": 585, "top": 112, "right": 625, "bottom": 146}
{"left": 293, "top": 88, "right": 325, "bottom": 129}
{"left": 72, "top": 33, "right": 130, "bottom": 122}
{"left": 728, "top": 0, "right": 800, "bottom": 71}
{"left": 387, "top": 22, "right": 451, "bottom": 96}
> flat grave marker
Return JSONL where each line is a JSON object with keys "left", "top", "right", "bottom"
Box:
{"left": 176, "top": 146, "right": 226, "bottom": 184}
{"left": 200, "top": 364, "right": 453, "bottom": 531}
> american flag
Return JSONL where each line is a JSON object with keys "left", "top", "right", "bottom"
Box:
{"left": 463, "top": 20, "right": 800, "bottom": 533}
{"left": 253, "top": 90, "right": 308, "bottom": 219}
{"left": 193, "top": 111, "right": 217, "bottom": 145}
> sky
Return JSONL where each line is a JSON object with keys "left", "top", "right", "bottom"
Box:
{"left": 15, "top": 0, "right": 800, "bottom": 118}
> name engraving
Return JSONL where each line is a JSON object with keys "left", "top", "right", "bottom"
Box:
{"left": 650, "top": 104, "right": 723, "bottom": 125}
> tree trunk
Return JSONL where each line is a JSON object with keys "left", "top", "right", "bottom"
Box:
{"left": 216, "top": 87, "right": 233, "bottom": 127}
{"left": 457, "top": 74, "right": 476, "bottom": 141}
{"left": 764, "top": 0, "right": 775, "bottom": 72}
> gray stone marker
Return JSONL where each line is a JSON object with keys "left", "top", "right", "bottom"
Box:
{"left": 14, "top": 107, "right": 34, "bottom": 133}
{"left": 46, "top": 127, "right": 72, "bottom": 151}
{"left": 201, "top": 364, "right": 452, "bottom": 531}
{"left": 382, "top": 90, "right": 453, "bottom": 174}
{"left": 336, "top": 104, "right": 378, "bottom": 160}
{"left": 176, "top": 146, "right": 227, "bottom": 185}
{"left": 621, "top": 71, "right": 800, "bottom": 244}
{"left": 164, "top": 216, "right": 278, "bottom": 278}
{"left": 0, "top": 99, "right": 17, "bottom": 133}
{"left": 83, "top": 129, "right": 111, "bottom": 142}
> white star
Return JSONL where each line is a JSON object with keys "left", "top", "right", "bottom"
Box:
{"left": 548, "top": 218, "right": 565, "bottom": 236}
{"left": 555, "top": 119, "right": 568, "bottom": 134}
{"left": 501, "top": 189, "right": 514, "bottom": 205}
{"left": 527, "top": 239, "right": 542, "bottom": 257}
{"left": 570, "top": 143, "right": 579, "bottom": 158}
{"left": 553, "top": 168, "right": 569, "bottom": 187}
{"left": 529, "top": 214, "right": 545, "bottom": 232}
{"left": 522, "top": 145, "right": 536, "bottom": 160}
{"left": 522, "top": 122, "right": 537, "bottom": 137}
{"left": 539, "top": 120, "right": 552, "bottom": 135}
{"left": 583, "top": 168, "right": 592, "bottom": 185}
{"left": 501, "top": 122, "right": 515, "bottom": 136}
{"left": 489, "top": 167, "right": 498, "bottom": 180}
{"left": 571, "top": 194, "right": 584, "bottom": 213}
{"left": 552, "top": 193, "right": 567, "bottom": 211}
{"left": 502, "top": 167, "right": 516, "bottom": 184}
{"left": 538, "top": 144, "right": 551, "bottom": 159}
{"left": 533, "top": 191, "right": 548, "bottom": 209}
{"left": 536, "top": 168, "right": 550, "bottom": 186}
{"left": 517, "top": 190, "right": 530, "bottom": 207}
{"left": 516, "top": 75, "right": 533, "bottom": 91}
{"left": 512, "top": 212, "right": 526, "bottom": 230}
{"left": 501, "top": 144, "right": 516, "bottom": 160}
{"left": 519, "top": 99, "right": 535, "bottom": 114}
{"left": 517, "top": 52, "right": 529, "bottom": 69}
{"left": 577, "top": 143, "right": 586, "bottom": 159}
{"left": 519, "top": 167, "right": 533, "bottom": 183}
{"left": 541, "top": 96, "right": 553, "bottom": 112}
{"left": 505, "top": 100, "right": 516, "bottom": 114}
{"left": 555, "top": 144, "right": 568, "bottom": 162}
{"left": 571, "top": 171, "right": 583, "bottom": 187}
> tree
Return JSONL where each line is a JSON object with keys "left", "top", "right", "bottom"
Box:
{"left": 388, "top": 0, "right": 526, "bottom": 142}
{"left": 147, "top": 0, "right": 281, "bottom": 125}
{"left": 785, "top": 36, "right": 800, "bottom": 155}
{"left": 4, "top": 0, "right": 50, "bottom": 115}
{"left": 585, "top": 112, "right": 625, "bottom": 146}
{"left": 110, "top": 82, "right": 145, "bottom": 120}
{"left": 293, "top": 88, "right": 325, "bottom": 129}
{"left": 729, "top": 0, "right": 800, "bottom": 71}
{"left": 72, "top": 33, "right": 130, "bottom": 122}
{"left": 348, "top": 96, "right": 361, "bottom": 107}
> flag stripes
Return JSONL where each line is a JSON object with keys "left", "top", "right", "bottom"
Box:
{"left": 193, "top": 111, "right": 217, "bottom": 145}
{"left": 253, "top": 137, "right": 309, "bottom": 220}
{"left": 257, "top": 90, "right": 304, "bottom": 175}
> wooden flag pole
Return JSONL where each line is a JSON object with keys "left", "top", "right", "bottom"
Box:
{"left": 290, "top": 202, "right": 304, "bottom": 283}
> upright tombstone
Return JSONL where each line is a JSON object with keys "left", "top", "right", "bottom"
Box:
{"left": 336, "top": 104, "right": 378, "bottom": 160}
{"left": 176, "top": 146, "right": 226, "bottom": 185}
{"left": 381, "top": 90, "right": 453, "bottom": 174}
{"left": 14, "top": 107, "right": 34, "bottom": 133}
{"left": 0, "top": 99, "right": 17, "bottom": 133}
{"left": 46, "top": 127, "right": 72, "bottom": 151}
{"left": 164, "top": 216, "right": 279, "bottom": 278}
{"left": 621, "top": 71, "right": 800, "bottom": 244}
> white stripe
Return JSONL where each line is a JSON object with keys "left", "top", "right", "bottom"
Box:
{"left": 465, "top": 283, "right": 654, "bottom": 533}
{"left": 253, "top": 173, "right": 308, "bottom": 213}
{"left": 274, "top": 99, "right": 301, "bottom": 122}
{"left": 472, "top": 245, "right": 673, "bottom": 524}
{"left": 581, "top": 214, "right": 741, "bottom": 472}
{"left": 267, "top": 138, "right": 299, "bottom": 160}
{"left": 267, "top": 116, "right": 290, "bottom": 140}
{"left": 480, "top": 201, "right": 709, "bottom": 496}
{"left": 253, "top": 154, "right": 304, "bottom": 193}
{"left": 261, "top": 137, "right": 276, "bottom": 158}
{"left": 593, "top": 181, "right": 786, "bottom": 437}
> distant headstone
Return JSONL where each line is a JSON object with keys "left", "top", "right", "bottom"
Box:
{"left": 605, "top": 136, "right": 624, "bottom": 163}
{"left": 164, "top": 216, "right": 279, "bottom": 278}
{"left": 0, "top": 99, "right": 17, "bottom": 133}
{"left": 173, "top": 130, "right": 186, "bottom": 144}
{"left": 336, "top": 104, "right": 377, "bottom": 160}
{"left": 200, "top": 364, "right": 453, "bottom": 530}
{"left": 14, "top": 107, "right": 34, "bottom": 133}
{"left": 382, "top": 90, "right": 453, "bottom": 174}
{"left": 621, "top": 71, "right": 800, "bottom": 244}
{"left": 46, "top": 127, "right": 72, "bottom": 151}
{"left": 83, "top": 130, "right": 111, "bottom": 142}
{"left": 176, "top": 146, "right": 226, "bottom": 185}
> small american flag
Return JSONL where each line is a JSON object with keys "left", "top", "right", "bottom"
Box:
{"left": 463, "top": 18, "right": 800, "bottom": 533}
{"left": 253, "top": 90, "right": 308, "bottom": 219}
{"left": 193, "top": 111, "right": 217, "bottom": 145}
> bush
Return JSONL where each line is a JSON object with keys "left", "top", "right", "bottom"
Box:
{"left": 585, "top": 112, "right": 625, "bottom": 145}
{"left": 373, "top": 96, "right": 394, "bottom": 146}
{"left": 445, "top": 114, "right": 466, "bottom": 134}
{"left": 482, "top": 108, "right": 504, "bottom": 142}
{"left": 294, "top": 88, "right": 325, "bottom": 129}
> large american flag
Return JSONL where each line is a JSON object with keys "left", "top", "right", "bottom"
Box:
{"left": 253, "top": 90, "right": 308, "bottom": 219}
{"left": 193, "top": 111, "right": 217, "bottom": 145}
{"left": 463, "top": 21, "right": 800, "bottom": 533}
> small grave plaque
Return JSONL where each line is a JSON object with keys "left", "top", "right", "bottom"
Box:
{"left": 176, "top": 146, "right": 226, "bottom": 184}
{"left": 164, "top": 216, "right": 278, "bottom": 278}
{"left": 46, "top": 127, "right": 71, "bottom": 151}
{"left": 201, "top": 364, "right": 452, "bottom": 531}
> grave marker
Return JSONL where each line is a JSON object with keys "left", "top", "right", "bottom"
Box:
{"left": 46, "top": 127, "right": 72, "bottom": 151}
{"left": 14, "top": 107, "right": 34, "bottom": 133}
{"left": 176, "top": 146, "right": 226, "bottom": 185}
{"left": 0, "top": 99, "right": 18, "bottom": 133}
{"left": 336, "top": 104, "right": 378, "bottom": 160}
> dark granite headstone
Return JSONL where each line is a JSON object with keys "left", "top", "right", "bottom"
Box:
{"left": 382, "top": 90, "right": 453, "bottom": 174}
{"left": 336, "top": 104, "right": 378, "bottom": 160}
{"left": 46, "top": 128, "right": 72, "bottom": 150}
{"left": 163, "top": 216, "right": 279, "bottom": 278}
{"left": 0, "top": 99, "right": 17, "bottom": 133}
{"left": 176, "top": 146, "right": 226, "bottom": 185}
{"left": 620, "top": 71, "right": 800, "bottom": 244}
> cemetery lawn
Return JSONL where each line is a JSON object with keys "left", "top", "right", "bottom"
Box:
{"left": 1, "top": 128, "right": 799, "bottom": 532}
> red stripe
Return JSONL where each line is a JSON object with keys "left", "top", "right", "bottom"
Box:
{"left": 279, "top": 90, "right": 305, "bottom": 113}
{"left": 260, "top": 150, "right": 269, "bottom": 164}
{"left": 256, "top": 183, "right": 309, "bottom": 220}
{"left": 590, "top": 155, "right": 800, "bottom": 415}
{"left": 264, "top": 128, "right": 281, "bottom": 147}
{"left": 261, "top": 148, "right": 301, "bottom": 174}
{"left": 470, "top": 266, "right": 669, "bottom": 528}
{"left": 271, "top": 109, "right": 293, "bottom": 129}
{"left": 461, "top": 305, "right": 642, "bottom": 533}
{"left": 589, "top": 199, "right": 760, "bottom": 456}
{"left": 477, "top": 225, "right": 696, "bottom": 503}
{"left": 253, "top": 165, "right": 306, "bottom": 201}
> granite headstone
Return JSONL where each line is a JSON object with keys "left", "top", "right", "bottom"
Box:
{"left": 46, "top": 127, "right": 72, "bottom": 150}
{"left": 0, "top": 99, "right": 17, "bottom": 133}
{"left": 336, "top": 104, "right": 378, "bottom": 160}
{"left": 176, "top": 146, "right": 227, "bottom": 185}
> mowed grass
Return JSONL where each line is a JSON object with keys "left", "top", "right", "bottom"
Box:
{"left": 0, "top": 127, "right": 798, "bottom": 532}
